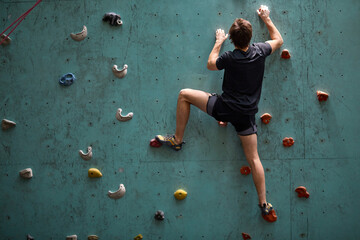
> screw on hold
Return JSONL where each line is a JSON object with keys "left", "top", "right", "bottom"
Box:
{"left": 218, "top": 121, "right": 228, "bottom": 127}
{"left": 260, "top": 113, "right": 272, "bottom": 124}
{"left": 316, "top": 91, "right": 329, "bottom": 102}
{"left": 108, "top": 184, "right": 126, "bottom": 199}
{"left": 154, "top": 210, "right": 165, "bottom": 221}
{"left": 66, "top": 235, "right": 77, "bottom": 240}
{"left": 79, "top": 146, "right": 92, "bottom": 160}
{"left": 2, "top": 119, "right": 16, "bottom": 130}
{"left": 19, "top": 168, "right": 33, "bottom": 179}
{"left": 116, "top": 108, "right": 133, "bottom": 121}
{"left": 27, "top": 234, "right": 34, "bottom": 240}
{"left": 283, "top": 137, "right": 294, "bottom": 147}
{"left": 174, "top": 189, "right": 187, "bottom": 200}
{"left": 295, "top": 186, "right": 310, "bottom": 198}
{"left": 1, "top": 34, "right": 11, "bottom": 45}
{"left": 134, "top": 234, "right": 143, "bottom": 240}
{"left": 112, "top": 64, "right": 128, "bottom": 78}
{"left": 242, "top": 232, "right": 251, "bottom": 240}
{"left": 88, "top": 235, "right": 99, "bottom": 240}
{"left": 59, "top": 73, "right": 76, "bottom": 86}
{"left": 103, "top": 12, "right": 123, "bottom": 26}
{"left": 70, "top": 25, "right": 87, "bottom": 41}
{"left": 150, "top": 138, "right": 162, "bottom": 148}
{"left": 88, "top": 168, "right": 102, "bottom": 178}
{"left": 240, "top": 166, "right": 251, "bottom": 175}
{"left": 281, "top": 49, "right": 291, "bottom": 59}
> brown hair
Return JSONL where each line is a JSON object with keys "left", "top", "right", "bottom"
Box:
{"left": 229, "top": 18, "right": 252, "bottom": 49}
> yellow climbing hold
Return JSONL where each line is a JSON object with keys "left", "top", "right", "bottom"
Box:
{"left": 134, "top": 234, "right": 143, "bottom": 240}
{"left": 88, "top": 235, "right": 99, "bottom": 240}
{"left": 88, "top": 168, "right": 102, "bottom": 178}
{"left": 174, "top": 189, "right": 187, "bottom": 200}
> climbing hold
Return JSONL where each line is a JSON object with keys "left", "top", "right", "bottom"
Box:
{"left": 218, "top": 121, "right": 228, "bottom": 127}
{"left": 1, "top": 34, "right": 11, "bottom": 45}
{"left": 281, "top": 49, "right": 291, "bottom": 59}
{"left": 27, "top": 234, "right": 34, "bottom": 240}
{"left": 112, "top": 64, "right": 128, "bottom": 78}
{"left": 79, "top": 146, "right": 92, "bottom": 160}
{"left": 2, "top": 119, "right": 16, "bottom": 130}
{"left": 103, "top": 12, "right": 122, "bottom": 26}
{"left": 150, "top": 138, "right": 162, "bottom": 148}
{"left": 316, "top": 90, "right": 329, "bottom": 102}
{"left": 242, "top": 232, "right": 251, "bottom": 240}
{"left": 295, "top": 186, "right": 310, "bottom": 198}
{"left": 108, "top": 184, "right": 126, "bottom": 199}
{"left": 262, "top": 209, "right": 277, "bottom": 222}
{"left": 19, "top": 168, "right": 33, "bottom": 179}
{"left": 59, "top": 73, "right": 76, "bottom": 86}
{"left": 283, "top": 137, "right": 294, "bottom": 147}
{"left": 240, "top": 166, "right": 251, "bottom": 175}
{"left": 66, "top": 235, "right": 77, "bottom": 240}
{"left": 70, "top": 25, "right": 87, "bottom": 41}
{"left": 154, "top": 210, "right": 165, "bottom": 221}
{"left": 134, "top": 234, "right": 143, "bottom": 240}
{"left": 116, "top": 108, "right": 133, "bottom": 122}
{"left": 88, "top": 168, "right": 102, "bottom": 178}
{"left": 260, "top": 113, "right": 272, "bottom": 124}
{"left": 174, "top": 189, "right": 187, "bottom": 200}
{"left": 87, "top": 235, "right": 99, "bottom": 240}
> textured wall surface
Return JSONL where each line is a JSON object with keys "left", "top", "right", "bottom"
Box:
{"left": 1, "top": 0, "right": 360, "bottom": 239}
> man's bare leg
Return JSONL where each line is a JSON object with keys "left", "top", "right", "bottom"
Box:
{"left": 239, "top": 134, "right": 266, "bottom": 205}
{"left": 174, "top": 88, "right": 211, "bottom": 144}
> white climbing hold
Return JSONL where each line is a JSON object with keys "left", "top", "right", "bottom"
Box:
{"left": 112, "top": 64, "right": 128, "bottom": 78}
{"left": 116, "top": 108, "right": 133, "bottom": 122}
{"left": 66, "top": 235, "right": 77, "bottom": 240}
{"left": 19, "top": 168, "right": 33, "bottom": 179}
{"left": 2, "top": 119, "right": 16, "bottom": 130}
{"left": 70, "top": 25, "right": 87, "bottom": 41}
{"left": 79, "top": 146, "right": 92, "bottom": 160}
{"left": 108, "top": 184, "right": 126, "bottom": 199}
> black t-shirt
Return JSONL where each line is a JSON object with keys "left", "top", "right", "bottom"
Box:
{"left": 216, "top": 42, "right": 272, "bottom": 115}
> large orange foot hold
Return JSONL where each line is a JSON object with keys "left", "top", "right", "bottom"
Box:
{"left": 240, "top": 166, "right": 251, "bottom": 175}
{"left": 295, "top": 186, "right": 310, "bottom": 198}
{"left": 283, "top": 137, "right": 294, "bottom": 147}
{"left": 263, "top": 209, "right": 277, "bottom": 222}
{"left": 218, "top": 121, "right": 228, "bottom": 127}
{"left": 260, "top": 113, "right": 272, "bottom": 124}
{"left": 316, "top": 91, "right": 329, "bottom": 102}
{"left": 242, "top": 232, "right": 252, "bottom": 240}
{"left": 281, "top": 49, "right": 291, "bottom": 59}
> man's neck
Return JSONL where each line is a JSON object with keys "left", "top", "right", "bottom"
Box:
{"left": 235, "top": 45, "right": 249, "bottom": 52}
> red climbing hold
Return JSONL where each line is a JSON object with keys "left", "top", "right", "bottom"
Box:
{"left": 260, "top": 113, "right": 272, "bottom": 124}
{"left": 240, "top": 166, "right": 251, "bottom": 175}
{"left": 242, "top": 232, "right": 252, "bottom": 240}
{"left": 295, "top": 186, "right": 310, "bottom": 198}
{"left": 281, "top": 49, "right": 291, "bottom": 59}
{"left": 283, "top": 137, "right": 294, "bottom": 147}
{"left": 150, "top": 138, "right": 162, "bottom": 148}
{"left": 218, "top": 121, "right": 228, "bottom": 127}
{"left": 316, "top": 91, "right": 329, "bottom": 102}
{"left": 262, "top": 209, "right": 278, "bottom": 222}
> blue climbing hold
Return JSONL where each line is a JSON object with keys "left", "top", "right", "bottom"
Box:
{"left": 59, "top": 73, "right": 76, "bottom": 86}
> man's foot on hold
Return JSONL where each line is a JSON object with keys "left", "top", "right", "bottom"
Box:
{"left": 155, "top": 134, "right": 184, "bottom": 151}
{"left": 259, "top": 202, "right": 277, "bottom": 222}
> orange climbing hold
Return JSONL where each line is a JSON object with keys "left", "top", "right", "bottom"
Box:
{"left": 283, "top": 137, "right": 294, "bottom": 147}
{"left": 260, "top": 113, "right": 272, "bottom": 124}
{"left": 281, "top": 49, "right": 291, "bottom": 59}
{"left": 316, "top": 91, "right": 329, "bottom": 102}
{"left": 295, "top": 186, "right": 310, "bottom": 198}
{"left": 240, "top": 166, "right": 251, "bottom": 175}
{"left": 263, "top": 209, "right": 277, "bottom": 222}
{"left": 150, "top": 138, "right": 162, "bottom": 148}
{"left": 218, "top": 121, "right": 228, "bottom": 127}
{"left": 242, "top": 232, "right": 251, "bottom": 240}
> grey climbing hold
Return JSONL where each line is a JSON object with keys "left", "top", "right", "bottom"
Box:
{"left": 70, "top": 25, "right": 87, "bottom": 41}
{"left": 88, "top": 235, "right": 99, "bottom": 240}
{"left": 2, "top": 119, "right": 16, "bottom": 130}
{"left": 154, "top": 210, "right": 165, "bottom": 221}
{"left": 116, "top": 108, "right": 133, "bottom": 122}
{"left": 1, "top": 34, "right": 11, "bottom": 45}
{"left": 19, "top": 168, "right": 33, "bottom": 179}
{"left": 108, "top": 184, "right": 126, "bottom": 199}
{"left": 27, "top": 234, "right": 34, "bottom": 240}
{"left": 79, "top": 146, "right": 92, "bottom": 160}
{"left": 66, "top": 235, "right": 77, "bottom": 240}
{"left": 112, "top": 64, "right": 128, "bottom": 78}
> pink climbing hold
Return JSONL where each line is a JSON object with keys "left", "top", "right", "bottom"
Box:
{"left": 218, "top": 121, "right": 228, "bottom": 127}
{"left": 150, "top": 138, "right": 162, "bottom": 148}
{"left": 316, "top": 91, "right": 329, "bottom": 102}
{"left": 240, "top": 166, "right": 251, "bottom": 175}
{"left": 295, "top": 186, "right": 310, "bottom": 198}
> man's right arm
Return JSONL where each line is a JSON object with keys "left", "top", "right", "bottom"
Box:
{"left": 257, "top": 5, "right": 283, "bottom": 54}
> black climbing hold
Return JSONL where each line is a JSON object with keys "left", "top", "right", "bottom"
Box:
{"left": 59, "top": 73, "right": 76, "bottom": 86}
{"left": 154, "top": 210, "right": 165, "bottom": 221}
{"left": 103, "top": 12, "right": 123, "bottom": 26}
{"left": 27, "top": 234, "right": 34, "bottom": 240}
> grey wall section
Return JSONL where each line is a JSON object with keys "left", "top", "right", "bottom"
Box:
{"left": 1, "top": 0, "right": 360, "bottom": 239}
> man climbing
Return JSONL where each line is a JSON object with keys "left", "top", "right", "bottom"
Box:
{"left": 154, "top": 5, "right": 283, "bottom": 222}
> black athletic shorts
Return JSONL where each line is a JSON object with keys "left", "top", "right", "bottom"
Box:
{"left": 206, "top": 94, "right": 257, "bottom": 136}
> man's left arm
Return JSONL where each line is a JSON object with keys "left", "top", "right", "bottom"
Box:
{"left": 207, "top": 29, "right": 228, "bottom": 71}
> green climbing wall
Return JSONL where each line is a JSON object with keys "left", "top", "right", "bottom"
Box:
{"left": 1, "top": 0, "right": 360, "bottom": 239}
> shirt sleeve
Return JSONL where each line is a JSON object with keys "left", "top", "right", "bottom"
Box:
{"left": 256, "top": 42, "right": 272, "bottom": 57}
{"left": 216, "top": 51, "right": 230, "bottom": 70}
